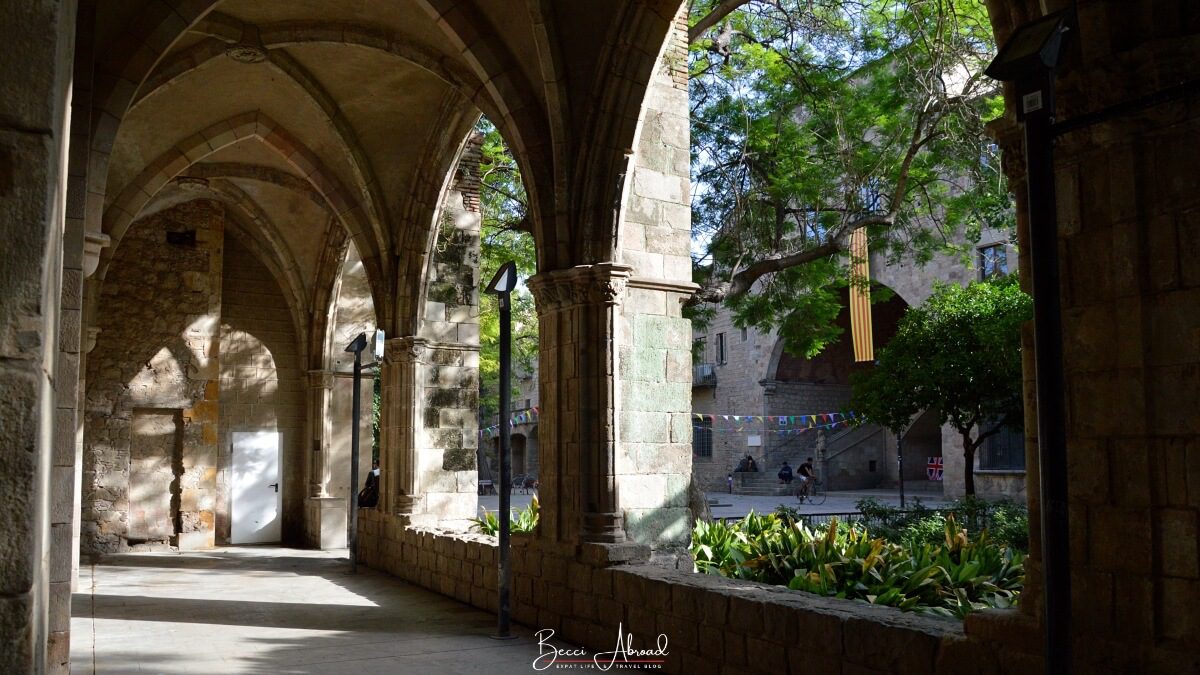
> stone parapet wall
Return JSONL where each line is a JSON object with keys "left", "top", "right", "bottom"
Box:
{"left": 357, "top": 509, "right": 1039, "bottom": 674}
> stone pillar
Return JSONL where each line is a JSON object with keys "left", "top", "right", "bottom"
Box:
{"left": 969, "top": 2, "right": 1200, "bottom": 671}
{"left": 303, "top": 369, "right": 343, "bottom": 549}
{"left": 605, "top": 0, "right": 696, "bottom": 549}
{"left": 380, "top": 336, "right": 477, "bottom": 525}
{"left": 381, "top": 336, "right": 424, "bottom": 519}
{"left": 616, "top": 277, "right": 697, "bottom": 546}
{"left": 306, "top": 369, "right": 333, "bottom": 497}
{"left": 530, "top": 264, "right": 633, "bottom": 544}
{"left": 0, "top": 0, "right": 77, "bottom": 670}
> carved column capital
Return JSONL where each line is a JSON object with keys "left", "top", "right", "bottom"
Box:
{"left": 307, "top": 369, "right": 334, "bottom": 390}
{"left": 529, "top": 263, "right": 634, "bottom": 314}
{"left": 384, "top": 336, "right": 428, "bottom": 364}
{"left": 83, "top": 231, "right": 111, "bottom": 278}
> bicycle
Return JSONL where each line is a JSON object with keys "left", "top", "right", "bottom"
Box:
{"left": 794, "top": 477, "right": 827, "bottom": 506}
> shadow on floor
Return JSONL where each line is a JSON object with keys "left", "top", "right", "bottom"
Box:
{"left": 72, "top": 548, "right": 562, "bottom": 674}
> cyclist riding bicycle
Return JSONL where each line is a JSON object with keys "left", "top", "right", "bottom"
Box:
{"left": 796, "top": 457, "right": 816, "bottom": 500}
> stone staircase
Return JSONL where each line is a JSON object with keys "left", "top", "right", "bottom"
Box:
{"left": 731, "top": 471, "right": 796, "bottom": 496}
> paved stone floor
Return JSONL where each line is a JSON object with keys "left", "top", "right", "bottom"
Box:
{"left": 71, "top": 548, "right": 553, "bottom": 674}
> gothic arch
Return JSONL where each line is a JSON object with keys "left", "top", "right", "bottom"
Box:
{"left": 97, "top": 112, "right": 387, "bottom": 327}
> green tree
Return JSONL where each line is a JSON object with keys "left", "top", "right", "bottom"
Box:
{"left": 476, "top": 118, "right": 538, "bottom": 423}
{"left": 688, "top": 0, "right": 1011, "bottom": 356}
{"left": 851, "top": 276, "right": 1032, "bottom": 495}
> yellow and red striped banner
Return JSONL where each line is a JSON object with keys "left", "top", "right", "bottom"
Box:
{"left": 849, "top": 227, "right": 874, "bottom": 362}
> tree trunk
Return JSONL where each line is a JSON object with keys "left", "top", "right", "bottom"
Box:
{"left": 961, "top": 432, "right": 976, "bottom": 496}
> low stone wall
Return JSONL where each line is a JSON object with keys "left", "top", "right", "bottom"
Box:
{"left": 357, "top": 508, "right": 1039, "bottom": 674}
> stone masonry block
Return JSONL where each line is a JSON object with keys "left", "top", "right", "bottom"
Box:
{"left": 727, "top": 595, "right": 765, "bottom": 635}
{"left": 841, "top": 615, "right": 942, "bottom": 674}
{"left": 619, "top": 411, "right": 670, "bottom": 443}
{"left": 1089, "top": 507, "right": 1152, "bottom": 573}
{"left": 1158, "top": 508, "right": 1200, "bottom": 578}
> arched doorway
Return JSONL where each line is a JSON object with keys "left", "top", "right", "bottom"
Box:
{"left": 765, "top": 286, "right": 915, "bottom": 490}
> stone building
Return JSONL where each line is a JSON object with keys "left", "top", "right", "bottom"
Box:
{"left": 692, "top": 226, "right": 1027, "bottom": 500}
{"left": 3, "top": 1, "right": 1200, "bottom": 674}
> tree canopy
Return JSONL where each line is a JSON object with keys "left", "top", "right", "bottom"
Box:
{"left": 476, "top": 118, "right": 538, "bottom": 422}
{"left": 688, "top": 0, "right": 1011, "bottom": 357}
{"left": 850, "top": 276, "right": 1032, "bottom": 494}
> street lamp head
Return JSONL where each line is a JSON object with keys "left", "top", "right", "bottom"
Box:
{"left": 984, "top": 10, "right": 1072, "bottom": 82}
{"left": 344, "top": 332, "right": 367, "bottom": 354}
{"left": 486, "top": 261, "right": 519, "bottom": 295}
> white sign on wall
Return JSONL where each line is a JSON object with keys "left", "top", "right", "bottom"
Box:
{"left": 746, "top": 435, "right": 762, "bottom": 447}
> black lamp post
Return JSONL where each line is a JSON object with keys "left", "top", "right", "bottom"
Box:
{"left": 344, "top": 329, "right": 383, "bottom": 574}
{"left": 485, "top": 261, "right": 519, "bottom": 640}
{"left": 985, "top": 11, "right": 1073, "bottom": 674}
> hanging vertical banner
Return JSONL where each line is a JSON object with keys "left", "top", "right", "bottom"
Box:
{"left": 849, "top": 226, "right": 874, "bottom": 362}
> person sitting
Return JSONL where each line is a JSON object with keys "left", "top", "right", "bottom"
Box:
{"left": 358, "top": 459, "right": 380, "bottom": 508}
{"left": 796, "top": 457, "right": 816, "bottom": 500}
{"left": 734, "top": 455, "right": 751, "bottom": 472}
{"left": 747, "top": 456, "right": 759, "bottom": 472}
{"left": 778, "top": 462, "right": 793, "bottom": 485}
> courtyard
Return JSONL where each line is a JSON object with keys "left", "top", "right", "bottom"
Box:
{"left": 3, "top": 1, "right": 1198, "bottom": 674}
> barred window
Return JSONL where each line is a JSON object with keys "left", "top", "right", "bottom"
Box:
{"left": 979, "top": 244, "right": 1009, "bottom": 280}
{"left": 980, "top": 422, "right": 1024, "bottom": 470}
{"left": 693, "top": 418, "right": 713, "bottom": 459}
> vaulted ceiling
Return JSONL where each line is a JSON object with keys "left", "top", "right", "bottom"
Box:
{"left": 88, "top": 0, "right": 684, "bottom": 337}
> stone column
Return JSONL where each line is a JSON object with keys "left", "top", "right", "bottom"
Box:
{"left": 530, "top": 264, "right": 633, "bottom": 544}
{"left": 381, "top": 336, "right": 425, "bottom": 521}
{"left": 302, "top": 369, "right": 345, "bottom": 549}
{"left": 0, "top": 1, "right": 78, "bottom": 669}
{"left": 380, "top": 334, "right": 478, "bottom": 525}
{"left": 306, "top": 369, "right": 333, "bottom": 497}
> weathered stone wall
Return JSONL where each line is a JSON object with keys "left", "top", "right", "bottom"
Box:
{"left": 357, "top": 510, "right": 1037, "bottom": 675}
{"left": 612, "top": 3, "right": 695, "bottom": 546}
{"left": 969, "top": 2, "right": 1200, "bottom": 671}
{"left": 414, "top": 144, "right": 483, "bottom": 523}
{"left": 83, "top": 200, "right": 224, "bottom": 553}
{"left": 941, "top": 424, "right": 1027, "bottom": 500}
{"left": 0, "top": 1, "right": 77, "bottom": 669}
{"left": 691, "top": 316, "right": 775, "bottom": 490}
{"left": 382, "top": 136, "right": 482, "bottom": 526}
{"left": 217, "top": 236, "right": 305, "bottom": 544}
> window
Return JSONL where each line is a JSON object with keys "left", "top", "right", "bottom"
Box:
{"left": 979, "top": 244, "right": 1009, "bottom": 280}
{"left": 692, "top": 337, "right": 707, "bottom": 363}
{"left": 981, "top": 142, "right": 1000, "bottom": 170}
{"left": 741, "top": 327, "right": 748, "bottom": 341}
{"left": 716, "top": 333, "right": 727, "bottom": 364}
{"left": 858, "top": 179, "right": 884, "bottom": 213}
{"left": 980, "top": 422, "right": 1025, "bottom": 470}
{"left": 693, "top": 418, "right": 713, "bottom": 458}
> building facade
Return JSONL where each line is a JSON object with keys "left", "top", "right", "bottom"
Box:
{"left": 692, "top": 226, "right": 1027, "bottom": 500}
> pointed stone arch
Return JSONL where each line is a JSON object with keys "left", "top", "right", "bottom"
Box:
{"left": 97, "top": 112, "right": 388, "bottom": 328}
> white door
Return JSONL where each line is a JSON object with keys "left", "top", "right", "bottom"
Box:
{"left": 231, "top": 431, "right": 282, "bottom": 544}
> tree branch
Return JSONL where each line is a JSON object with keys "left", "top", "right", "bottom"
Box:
{"left": 685, "top": 213, "right": 893, "bottom": 307}
{"left": 689, "top": 0, "right": 753, "bottom": 43}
